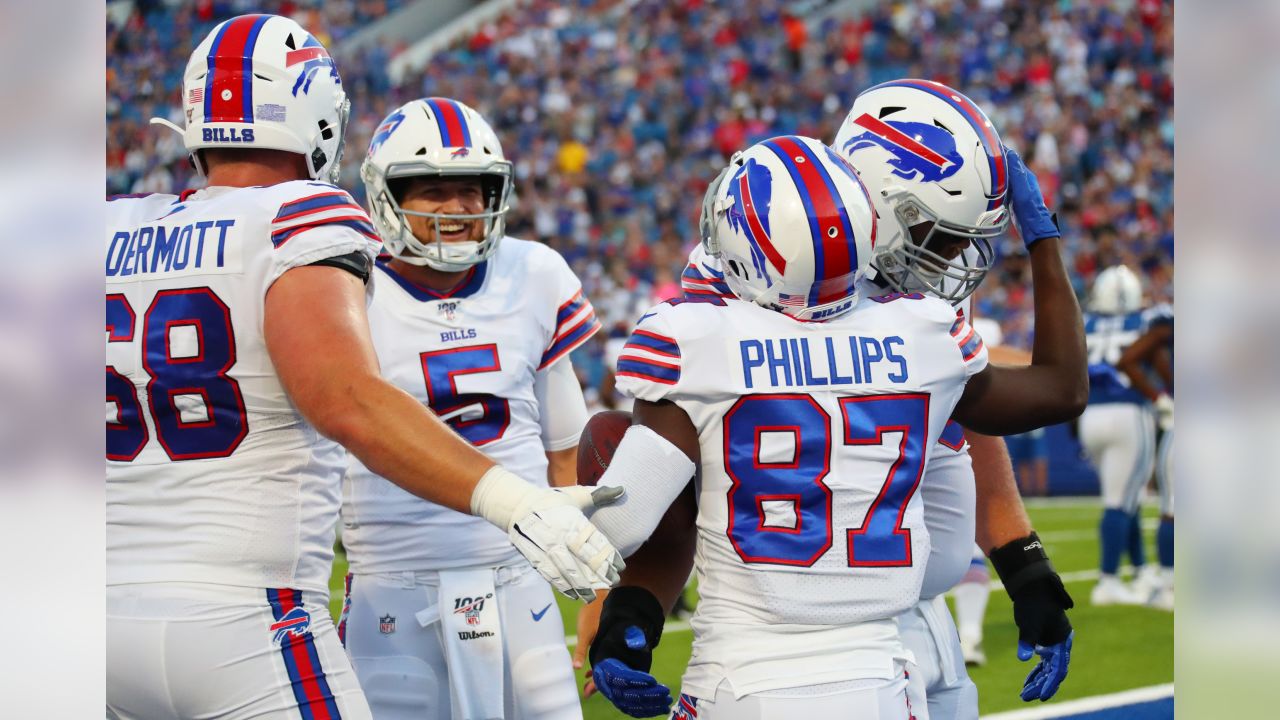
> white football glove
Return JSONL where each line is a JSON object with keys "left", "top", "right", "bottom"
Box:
{"left": 471, "top": 466, "right": 626, "bottom": 601}
{"left": 1154, "top": 394, "right": 1174, "bottom": 431}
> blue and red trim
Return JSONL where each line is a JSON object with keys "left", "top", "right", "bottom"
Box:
{"left": 555, "top": 290, "right": 589, "bottom": 328}
{"left": 623, "top": 329, "right": 681, "bottom": 358}
{"left": 425, "top": 97, "right": 472, "bottom": 147}
{"left": 616, "top": 356, "right": 680, "bottom": 385}
{"left": 762, "top": 136, "right": 859, "bottom": 307}
{"left": 950, "top": 318, "right": 984, "bottom": 362}
{"left": 204, "top": 14, "right": 270, "bottom": 124}
{"left": 274, "top": 192, "right": 366, "bottom": 224}
{"left": 938, "top": 420, "right": 966, "bottom": 451}
{"left": 871, "top": 79, "right": 1007, "bottom": 210}
{"left": 681, "top": 264, "right": 734, "bottom": 297}
{"left": 540, "top": 312, "right": 600, "bottom": 369}
{"left": 265, "top": 588, "right": 342, "bottom": 720}
{"left": 271, "top": 216, "right": 379, "bottom": 248}
{"left": 375, "top": 260, "right": 489, "bottom": 301}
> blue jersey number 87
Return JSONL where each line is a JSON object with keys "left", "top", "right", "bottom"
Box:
{"left": 724, "top": 393, "right": 929, "bottom": 568}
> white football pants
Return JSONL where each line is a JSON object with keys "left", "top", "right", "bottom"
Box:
{"left": 669, "top": 665, "right": 927, "bottom": 720}
{"left": 1080, "top": 402, "right": 1157, "bottom": 511}
{"left": 342, "top": 564, "right": 580, "bottom": 720}
{"left": 898, "top": 595, "right": 978, "bottom": 720}
{"left": 107, "top": 583, "right": 371, "bottom": 720}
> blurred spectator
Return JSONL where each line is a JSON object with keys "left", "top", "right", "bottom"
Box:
{"left": 108, "top": 0, "right": 1174, "bottom": 387}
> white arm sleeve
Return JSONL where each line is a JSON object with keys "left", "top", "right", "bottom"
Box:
{"left": 535, "top": 356, "right": 589, "bottom": 451}
{"left": 589, "top": 425, "right": 697, "bottom": 557}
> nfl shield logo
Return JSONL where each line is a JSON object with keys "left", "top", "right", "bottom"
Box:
{"left": 379, "top": 615, "right": 396, "bottom": 634}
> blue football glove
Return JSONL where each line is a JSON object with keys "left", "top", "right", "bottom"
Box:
{"left": 1004, "top": 147, "right": 1059, "bottom": 248}
{"left": 592, "top": 656, "right": 674, "bottom": 718}
{"left": 1018, "top": 631, "right": 1073, "bottom": 702}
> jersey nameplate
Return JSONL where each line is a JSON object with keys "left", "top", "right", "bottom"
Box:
{"left": 106, "top": 218, "right": 243, "bottom": 282}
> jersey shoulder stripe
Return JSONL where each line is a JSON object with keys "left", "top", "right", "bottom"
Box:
{"left": 624, "top": 329, "right": 681, "bottom": 358}
{"left": 616, "top": 355, "right": 680, "bottom": 385}
{"left": 270, "top": 186, "right": 378, "bottom": 248}
{"left": 950, "top": 316, "right": 985, "bottom": 363}
{"left": 540, "top": 303, "right": 600, "bottom": 369}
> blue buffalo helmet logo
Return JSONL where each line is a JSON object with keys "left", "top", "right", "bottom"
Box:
{"left": 725, "top": 157, "right": 775, "bottom": 287}
{"left": 368, "top": 109, "right": 406, "bottom": 156}
{"left": 285, "top": 34, "right": 340, "bottom": 97}
{"left": 842, "top": 115, "right": 964, "bottom": 183}
{"left": 450, "top": 146, "right": 470, "bottom": 158}
{"left": 269, "top": 606, "right": 311, "bottom": 645}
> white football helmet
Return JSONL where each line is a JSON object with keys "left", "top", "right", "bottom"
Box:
{"left": 361, "top": 98, "right": 513, "bottom": 271}
{"left": 701, "top": 135, "right": 877, "bottom": 322}
{"left": 1090, "top": 265, "right": 1144, "bottom": 314}
{"left": 151, "top": 14, "right": 351, "bottom": 184}
{"left": 834, "top": 79, "right": 1010, "bottom": 304}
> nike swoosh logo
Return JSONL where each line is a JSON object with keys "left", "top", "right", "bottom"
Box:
{"left": 531, "top": 603, "right": 552, "bottom": 622}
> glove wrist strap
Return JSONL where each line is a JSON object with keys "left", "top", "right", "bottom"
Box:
{"left": 590, "top": 585, "right": 665, "bottom": 667}
{"left": 990, "top": 532, "right": 1059, "bottom": 598}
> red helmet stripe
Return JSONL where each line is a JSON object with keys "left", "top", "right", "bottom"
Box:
{"left": 205, "top": 15, "right": 270, "bottom": 124}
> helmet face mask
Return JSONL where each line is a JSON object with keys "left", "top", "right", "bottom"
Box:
{"left": 362, "top": 98, "right": 513, "bottom": 272}
{"left": 871, "top": 187, "right": 999, "bottom": 303}
{"left": 835, "top": 79, "right": 1010, "bottom": 305}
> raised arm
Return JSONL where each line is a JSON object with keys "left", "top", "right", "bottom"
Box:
{"left": 953, "top": 149, "right": 1088, "bottom": 435}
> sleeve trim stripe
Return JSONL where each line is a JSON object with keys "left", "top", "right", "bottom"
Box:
{"left": 617, "top": 358, "right": 680, "bottom": 383}
{"left": 274, "top": 201, "right": 367, "bottom": 225}
{"left": 961, "top": 336, "right": 984, "bottom": 362}
{"left": 628, "top": 329, "right": 681, "bottom": 356}
{"left": 623, "top": 341, "right": 680, "bottom": 360}
{"left": 555, "top": 289, "right": 587, "bottom": 325}
{"left": 616, "top": 370, "right": 678, "bottom": 386}
{"left": 617, "top": 353, "right": 680, "bottom": 372}
{"left": 271, "top": 217, "right": 380, "bottom": 248}
{"left": 550, "top": 302, "right": 588, "bottom": 335}
{"left": 539, "top": 316, "right": 600, "bottom": 369}
{"left": 950, "top": 317, "right": 966, "bottom": 337}
{"left": 275, "top": 191, "right": 356, "bottom": 218}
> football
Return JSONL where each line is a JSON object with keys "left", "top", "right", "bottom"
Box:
{"left": 576, "top": 410, "right": 632, "bottom": 486}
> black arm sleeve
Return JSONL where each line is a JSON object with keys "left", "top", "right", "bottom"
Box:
{"left": 309, "top": 251, "right": 372, "bottom": 284}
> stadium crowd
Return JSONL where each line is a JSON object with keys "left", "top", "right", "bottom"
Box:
{"left": 107, "top": 0, "right": 1174, "bottom": 403}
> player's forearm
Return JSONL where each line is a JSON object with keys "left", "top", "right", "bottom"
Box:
{"left": 967, "top": 429, "right": 1034, "bottom": 552}
{"left": 326, "top": 375, "right": 495, "bottom": 513}
{"left": 546, "top": 446, "right": 578, "bottom": 488}
{"left": 617, "top": 485, "right": 698, "bottom": 613}
{"left": 1027, "top": 237, "right": 1089, "bottom": 413}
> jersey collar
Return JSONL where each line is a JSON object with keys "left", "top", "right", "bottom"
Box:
{"left": 376, "top": 259, "right": 489, "bottom": 302}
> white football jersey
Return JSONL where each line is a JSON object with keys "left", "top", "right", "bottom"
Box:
{"left": 106, "top": 181, "right": 381, "bottom": 593}
{"left": 617, "top": 289, "right": 987, "bottom": 695}
{"left": 341, "top": 238, "right": 600, "bottom": 573}
{"left": 682, "top": 247, "right": 981, "bottom": 602}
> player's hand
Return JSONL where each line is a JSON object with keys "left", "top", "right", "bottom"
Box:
{"left": 1018, "top": 631, "right": 1073, "bottom": 702}
{"left": 1004, "top": 147, "right": 1059, "bottom": 248}
{"left": 508, "top": 485, "right": 626, "bottom": 602}
{"left": 575, "top": 589, "right": 608, "bottom": 698}
{"left": 1154, "top": 394, "right": 1174, "bottom": 431}
{"left": 591, "top": 658, "right": 673, "bottom": 718}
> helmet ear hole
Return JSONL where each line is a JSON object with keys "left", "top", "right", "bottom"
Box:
{"left": 311, "top": 147, "right": 326, "bottom": 173}
{"left": 318, "top": 119, "right": 333, "bottom": 141}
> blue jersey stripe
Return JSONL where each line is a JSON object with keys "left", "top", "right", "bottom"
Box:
{"left": 617, "top": 357, "right": 680, "bottom": 383}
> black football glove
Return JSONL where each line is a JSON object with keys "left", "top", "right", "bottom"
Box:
{"left": 990, "top": 532, "right": 1075, "bottom": 701}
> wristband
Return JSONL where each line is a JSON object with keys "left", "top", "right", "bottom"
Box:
{"left": 989, "top": 532, "right": 1060, "bottom": 597}
{"left": 589, "top": 585, "right": 665, "bottom": 670}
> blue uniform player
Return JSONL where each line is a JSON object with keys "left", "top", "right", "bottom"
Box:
{"left": 1079, "top": 266, "right": 1167, "bottom": 606}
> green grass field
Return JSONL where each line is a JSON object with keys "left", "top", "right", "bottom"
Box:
{"left": 328, "top": 499, "right": 1173, "bottom": 718}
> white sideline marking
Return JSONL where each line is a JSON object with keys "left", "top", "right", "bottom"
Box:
{"left": 979, "top": 682, "right": 1173, "bottom": 719}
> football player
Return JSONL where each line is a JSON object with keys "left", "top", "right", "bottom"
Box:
{"left": 1080, "top": 265, "right": 1166, "bottom": 605}
{"left": 106, "top": 18, "right": 621, "bottom": 719}
{"left": 1115, "top": 301, "right": 1175, "bottom": 610}
{"left": 340, "top": 98, "right": 601, "bottom": 720}
{"left": 663, "top": 80, "right": 1076, "bottom": 718}
{"left": 581, "top": 132, "right": 1085, "bottom": 719}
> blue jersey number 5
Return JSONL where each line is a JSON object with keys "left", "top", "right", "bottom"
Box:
{"left": 724, "top": 393, "right": 929, "bottom": 568}
{"left": 419, "top": 344, "right": 510, "bottom": 446}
